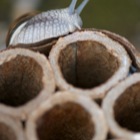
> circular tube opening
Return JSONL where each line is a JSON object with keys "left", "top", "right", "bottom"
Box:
{"left": 114, "top": 82, "right": 140, "bottom": 132}
{"left": 0, "top": 55, "right": 43, "bottom": 107}
{"left": 0, "top": 122, "right": 16, "bottom": 140}
{"left": 58, "top": 41, "right": 119, "bottom": 89}
{"left": 36, "top": 102, "right": 94, "bottom": 140}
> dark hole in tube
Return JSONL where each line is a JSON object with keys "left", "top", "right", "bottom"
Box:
{"left": 0, "top": 55, "right": 43, "bottom": 107}
{"left": 0, "top": 122, "right": 17, "bottom": 140}
{"left": 36, "top": 102, "right": 94, "bottom": 140}
{"left": 114, "top": 82, "right": 140, "bottom": 132}
{"left": 59, "top": 41, "right": 119, "bottom": 89}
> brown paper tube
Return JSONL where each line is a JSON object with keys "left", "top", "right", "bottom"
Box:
{"left": 26, "top": 91, "right": 108, "bottom": 140}
{"left": 96, "top": 29, "right": 140, "bottom": 70}
{"left": 8, "top": 39, "right": 58, "bottom": 57}
{"left": 103, "top": 73, "right": 140, "bottom": 139}
{"left": 0, "top": 48, "right": 55, "bottom": 120}
{"left": 49, "top": 30, "right": 131, "bottom": 99}
{"left": 0, "top": 112, "right": 25, "bottom": 140}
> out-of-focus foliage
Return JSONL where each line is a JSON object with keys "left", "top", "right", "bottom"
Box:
{"left": 87, "top": 0, "right": 140, "bottom": 37}
{"left": 0, "top": 0, "right": 12, "bottom": 22}
{"left": 38, "top": 1, "right": 140, "bottom": 31}
{"left": 0, "top": 0, "right": 140, "bottom": 48}
{"left": 39, "top": 0, "right": 140, "bottom": 47}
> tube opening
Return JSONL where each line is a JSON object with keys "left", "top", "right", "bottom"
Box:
{"left": 114, "top": 82, "right": 140, "bottom": 132}
{"left": 36, "top": 102, "right": 94, "bottom": 140}
{"left": 0, "top": 122, "right": 17, "bottom": 140}
{"left": 0, "top": 55, "right": 43, "bottom": 107}
{"left": 58, "top": 41, "right": 119, "bottom": 89}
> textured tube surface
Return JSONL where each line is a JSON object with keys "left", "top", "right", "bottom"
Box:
{"left": 49, "top": 30, "right": 131, "bottom": 99}
{"left": 103, "top": 73, "right": 140, "bottom": 140}
{"left": 98, "top": 29, "right": 140, "bottom": 69}
{"left": 26, "top": 91, "right": 108, "bottom": 140}
{"left": 0, "top": 48, "right": 55, "bottom": 120}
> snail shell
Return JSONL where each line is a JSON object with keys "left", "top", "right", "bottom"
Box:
{"left": 6, "top": 8, "right": 82, "bottom": 47}
{"left": 6, "top": 12, "right": 38, "bottom": 47}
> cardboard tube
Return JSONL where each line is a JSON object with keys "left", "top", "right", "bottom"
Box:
{"left": 0, "top": 48, "right": 55, "bottom": 120}
{"left": 98, "top": 29, "right": 140, "bottom": 70}
{"left": 103, "top": 73, "right": 140, "bottom": 140}
{"left": 0, "top": 112, "right": 25, "bottom": 140}
{"left": 26, "top": 91, "right": 108, "bottom": 140}
{"left": 8, "top": 39, "right": 58, "bottom": 57}
{"left": 49, "top": 30, "right": 131, "bottom": 99}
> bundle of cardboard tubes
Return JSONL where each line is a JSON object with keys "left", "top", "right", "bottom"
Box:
{"left": 0, "top": 22, "right": 140, "bottom": 140}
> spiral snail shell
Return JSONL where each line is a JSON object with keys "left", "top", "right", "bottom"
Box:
{"left": 6, "top": 0, "right": 89, "bottom": 47}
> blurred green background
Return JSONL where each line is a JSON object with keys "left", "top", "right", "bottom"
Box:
{"left": 0, "top": 0, "right": 140, "bottom": 49}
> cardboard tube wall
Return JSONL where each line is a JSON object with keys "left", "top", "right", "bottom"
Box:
{"left": 0, "top": 112, "right": 25, "bottom": 140}
{"left": 26, "top": 91, "right": 108, "bottom": 140}
{"left": 0, "top": 48, "right": 55, "bottom": 120}
{"left": 103, "top": 73, "right": 140, "bottom": 140}
{"left": 49, "top": 30, "right": 131, "bottom": 99}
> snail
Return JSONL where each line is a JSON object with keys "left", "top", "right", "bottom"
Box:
{"left": 6, "top": 0, "right": 89, "bottom": 47}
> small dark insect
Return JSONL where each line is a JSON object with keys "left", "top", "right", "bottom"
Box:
{"left": 7, "top": 0, "right": 89, "bottom": 47}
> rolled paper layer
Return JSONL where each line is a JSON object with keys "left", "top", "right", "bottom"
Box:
{"left": 0, "top": 48, "right": 55, "bottom": 120}
{"left": 97, "top": 29, "right": 140, "bottom": 70}
{"left": 0, "top": 112, "right": 25, "bottom": 140}
{"left": 103, "top": 73, "right": 140, "bottom": 140}
{"left": 26, "top": 91, "right": 108, "bottom": 140}
{"left": 8, "top": 39, "right": 58, "bottom": 57}
{"left": 49, "top": 30, "right": 131, "bottom": 99}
